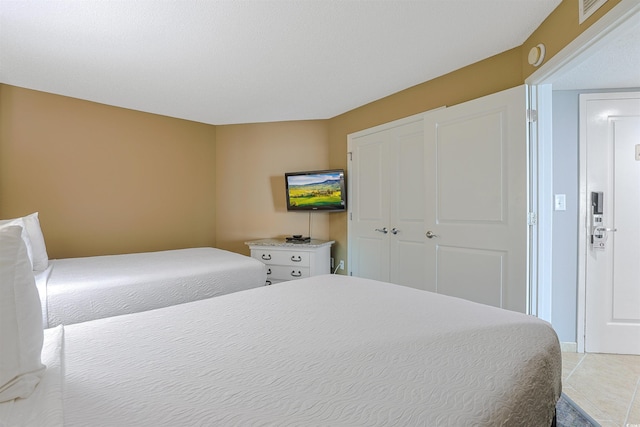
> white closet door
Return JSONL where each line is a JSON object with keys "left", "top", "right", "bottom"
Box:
{"left": 349, "top": 127, "right": 391, "bottom": 281}
{"left": 348, "top": 117, "right": 425, "bottom": 284}
{"left": 423, "top": 85, "right": 528, "bottom": 312}
{"left": 388, "top": 120, "right": 427, "bottom": 288}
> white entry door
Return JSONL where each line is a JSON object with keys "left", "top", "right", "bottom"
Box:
{"left": 582, "top": 92, "right": 640, "bottom": 355}
{"left": 423, "top": 86, "right": 529, "bottom": 312}
{"left": 348, "top": 116, "right": 427, "bottom": 287}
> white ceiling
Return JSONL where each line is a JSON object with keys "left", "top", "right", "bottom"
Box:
{"left": 551, "top": 6, "right": 640, "bottom": 91}
{"left": 4, "top": 0, "right": 631, "bottom": 126}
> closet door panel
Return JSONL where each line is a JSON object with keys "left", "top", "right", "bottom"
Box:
{"left": 348, "top": 130, "right": 390, "bottom": 281}
{"left": 424, "top": 85, "right": 528, "bottom": 312}
{"left": 389, "top": 120, "right": 428, "bottom": 289}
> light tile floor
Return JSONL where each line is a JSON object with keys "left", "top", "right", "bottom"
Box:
{"left": 562, "top": 352, "right": 640, "bottom": 427}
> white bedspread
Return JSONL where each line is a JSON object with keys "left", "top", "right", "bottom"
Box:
{"left": 42, "top": 247, "right": 266, "bottom": 327}
{"left": 60, "top": 275, "right": 561, "bottom": 426}
{"left": 0, "top": 326, "right": 64, "bottom": 427}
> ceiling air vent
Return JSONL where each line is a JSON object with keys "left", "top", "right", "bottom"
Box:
{"left": 579, "top": 0, "right": 608, "bottom": 24}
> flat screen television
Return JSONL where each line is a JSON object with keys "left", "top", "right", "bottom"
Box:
{"left": 285, "top": 169, "right": 346, "bottom": 212}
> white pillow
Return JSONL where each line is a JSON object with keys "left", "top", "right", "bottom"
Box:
{"left": 0, "top": 225, "right": 46, "bottom": 403}
{"left": 0, "top": 218, "right": 34, "bottom": 269}
{"left": 0, "top": 213, "right": 49, "bottom": 271}
{"left": 21, "top": 213, "right": 49, "bottom": 271}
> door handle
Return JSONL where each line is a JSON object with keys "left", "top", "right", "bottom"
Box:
{"left": 596, "top": 227, "right": 617, "bottom": 232}
{"left": 391, "top": 228, "right": 399, "bottom": 235}
{"left": 425, "top": 231, "right": 438, "bottom": 239}
{"left": 375, "top": 227, "right": 388, "bottom": 234}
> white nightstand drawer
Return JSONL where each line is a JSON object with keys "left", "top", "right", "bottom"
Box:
{"left": 266, "top": 265, "right": 310, "bottom": 281}
{"left": 253, "top": 250, "right": 310, "bottom": 267}
{"left": 246, "top": 239, "right": 333, "bottom": 285}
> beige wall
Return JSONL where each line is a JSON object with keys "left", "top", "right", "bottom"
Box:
{"left": 215, "top": 121, "right": 330, "bottom": 256}
{"left": 521, "top": 0, "right": 622, "bottom": 80}
{"left": 0, "top": 0, "right": 624, "bottom": 263}
{"left": 0, "top": 85, "right": 216, "bottom": 259}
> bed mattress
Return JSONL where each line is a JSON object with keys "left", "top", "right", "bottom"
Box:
{"left": 40, "top": 247, "right": 266, "bottom": 327}
{"left": 42, "top": 274, "right": 561, "bottom": 426}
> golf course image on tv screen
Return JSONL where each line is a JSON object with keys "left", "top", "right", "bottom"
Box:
{"left": 286, "top": 170, "right": 345, "bottom": 210}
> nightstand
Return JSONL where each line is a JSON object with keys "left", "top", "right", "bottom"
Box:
{"left": 245, "top": 238, "right": 334, "bottom": 285}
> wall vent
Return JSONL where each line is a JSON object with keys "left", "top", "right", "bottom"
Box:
{"left": 579, "top": 0, "right": 608, "bottom": 24}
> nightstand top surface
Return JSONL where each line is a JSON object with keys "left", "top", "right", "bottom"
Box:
{"left": 245, "top": 238, "right": 334, "bottom": 248}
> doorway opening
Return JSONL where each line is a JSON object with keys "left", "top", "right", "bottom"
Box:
{"left": 526, "top": 0, "right": 640, "bottom": 353}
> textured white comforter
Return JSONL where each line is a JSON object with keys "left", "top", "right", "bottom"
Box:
{"left": 54, "top": 275, "right": 561, "bottom": 426}
{"left": 40, "top": 248, "right": 266, "bottom": 327}
{"left": 0, "top": 326, "right": 64, "bottom": 427}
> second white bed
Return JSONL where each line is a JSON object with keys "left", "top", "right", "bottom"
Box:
{"left": 37, "top": 247, "right": 267, "bottom": 327}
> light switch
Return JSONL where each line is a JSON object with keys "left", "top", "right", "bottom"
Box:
{"left": 555, "top": 194, "right": 566, "bottom": 211}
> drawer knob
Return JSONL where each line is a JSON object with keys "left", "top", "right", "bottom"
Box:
{"left": 291, "top": 270, "right": 302, "bottom": 277}
{"left": 266, "top": 268, "right": 271, "bottom": 275}
{"left": 261, "top": 254, "right": 272, "bottom": 261}
{"left": 291, "top": 255, "right": 302, "bottom": 262}
{"left": 265, "top": 280, "right": 272, "bottom": 286}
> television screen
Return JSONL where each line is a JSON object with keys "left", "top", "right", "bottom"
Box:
{"left": 285, "top": 169, "right": 346, "bottom": 212}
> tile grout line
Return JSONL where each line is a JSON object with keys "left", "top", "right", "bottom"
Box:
{"left": 624, "top": 375, "right": 640, "bottom": 426}
{"left": 563, "top": 352, "right": 640, "bottom": 426}
{"left": 564, "top": 352, "right": 587, "bottom": 382}
{"left": 567, "top": 354, "right": 615, "bottom": 425}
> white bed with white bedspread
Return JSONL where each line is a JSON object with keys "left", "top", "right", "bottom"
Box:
{"left": 1, "top": 212, "right": 267, "bottom": 328}
{"left": 3, "top": 274, "right": 562, "bottom": 426}
{"left": 37, "top": 247, "right": 267, "bottom": 327}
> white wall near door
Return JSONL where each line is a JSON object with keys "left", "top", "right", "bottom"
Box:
{"left": 551, "top": 91, "right": 582, "bottom": 343}
{"left": 550, "top": 89, "right": 640, "bottom": 345}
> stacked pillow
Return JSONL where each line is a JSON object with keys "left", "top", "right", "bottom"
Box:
{"left": 0, "top": 213, "right": 49, "bottom": 271}
{"left": 0, "top": 225, "right": 46, "bottom": 402}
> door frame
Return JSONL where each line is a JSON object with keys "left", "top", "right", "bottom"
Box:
{"left": 525, "top": 0, "right": 640, "bottom": 352}
{"left": 526, "top": 83, "right": 553, "bottom": 322}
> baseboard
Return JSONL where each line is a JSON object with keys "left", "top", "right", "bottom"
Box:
{"left": 561, "top": 342, "right": 578, "bottom": 352}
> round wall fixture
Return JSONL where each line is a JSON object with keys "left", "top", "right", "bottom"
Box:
{"left": 528, "top": 43, "right": 546, "bottom": 67}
